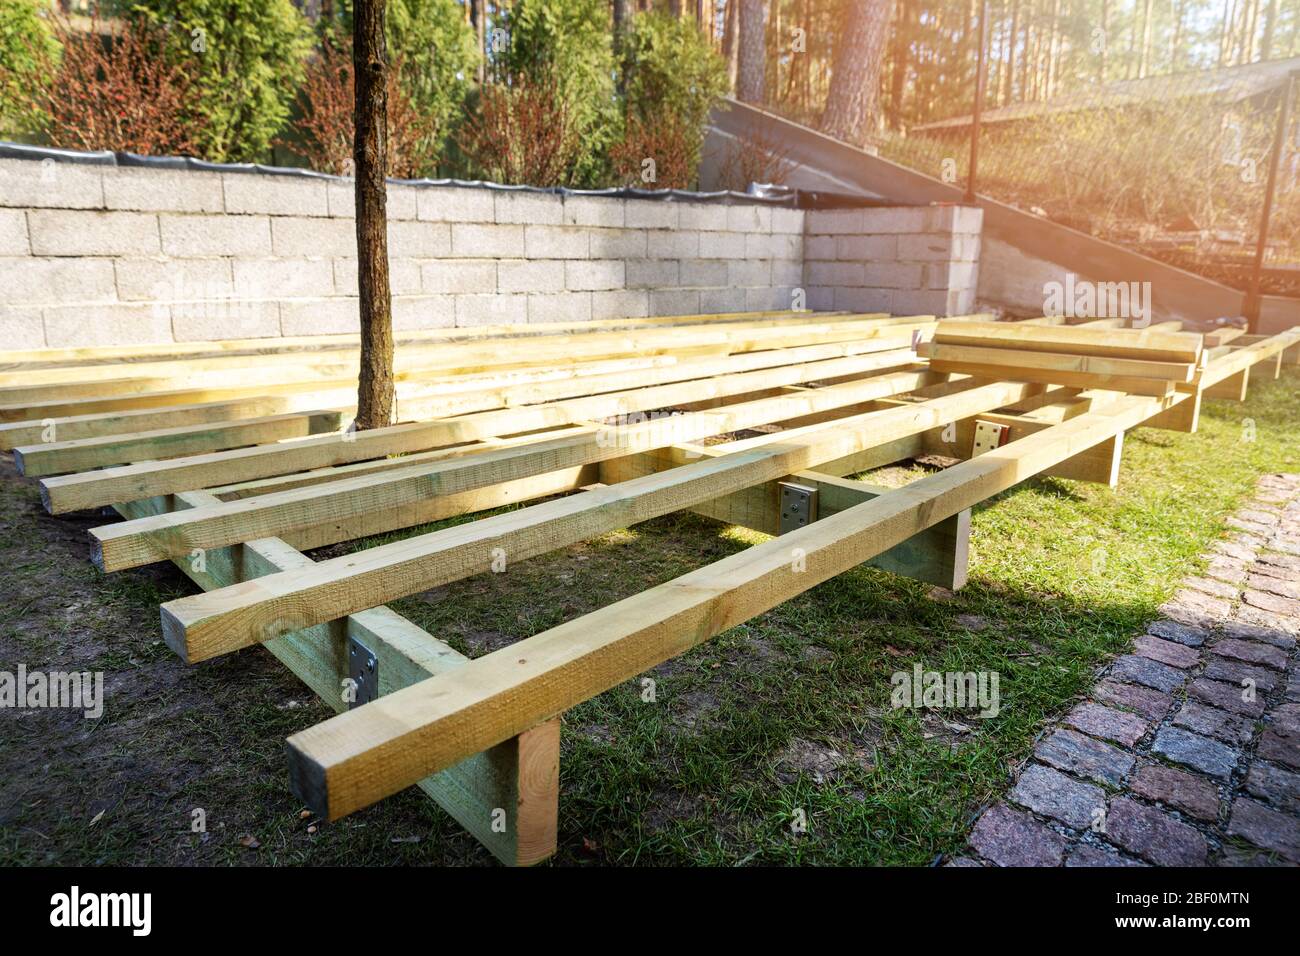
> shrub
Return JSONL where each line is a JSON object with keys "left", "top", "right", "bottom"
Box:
{"left": 2, "top": 11, "right": 206, "bottom": 155}
{"left": 501, "top": 0, "right": 618, "bottom": 186}
{"left": 285, "top": 37, "right": 437, "bottom": 179}
{"left": 716, "top": 121, "right": 794, "bottom": 191}
{"left": 622, "top": 11, "right": 728, "bottom": 133}
{"left": 132, "top": 0, "right": 311, "bottom": 163}
{"left": 320, "top": 0, "right": 478, "bottom": 168}
{"left": 455, "top": 76, "right": 580, "bottom": 187}
{"left": 0, "top": 0, "right": 58, "bottom": 137}
{"left": 609, "top": 110, "right": 697, "bottom": 190}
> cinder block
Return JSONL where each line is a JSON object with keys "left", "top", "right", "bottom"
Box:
{"left": 697, "top": 231, "right": 746, "bottom": 259}
{"left": 0, "top": 209, "right": 28, "bottom": 254}
{"left": 421, "top": 258, "right": 496, "bottom": 294}
{"left": 836, "top": 235, "right": 898, "bottom": 260}
{"left": 495, "top": 190, "right": 565, "bottom": 225}
{"left": 222, "top": 172, "right": 328, "bottom": 217}
{"left": 28, "top": 209, "right": 159, "bottom": 256}
{"left": 326, "top": 181, "right": 355, "bottom": 218}
{"left": 834, "top": 286, "right": 893, "bottom": 313}
{"left": 862, "top": 262, "right": 925, "bottom": 289}
{"left": 5, "top": 257, "right": 117, "bottom": 304}
{"left": 726, "top": 204, "right": 772, "bottom": 233}
{"left": 898, "top": 234, "right": 958, "bottom": 261}
{"left": 524, "top": 225, "right": 588, "bottom": 259}
{"left": 626, "top": 258, "right": 678, "bottom": 288}
{"left": 43, "top": 302, "right": 173, "bottom": 347}
{"left": 745, "top": 232, "right": 800, "bottom": 259}
{"left": 805, "top": 287, "right": 835, "bottom": 311}
{"left": 103, "top": 167, "right": 223, "bottom": 213}
{"left": 563, "top": 196, "right": 624, "bottom": 228}
{"left": 455, "top": 291, "right": 527, "bottom": 327}
{"left": 804, "top": 236, "right": 836, "bottom": 259}
{"left": 676, "top": 202, "right": 727, "bottom": 231}
{"left": 928, "top": 260, "right": 980, "bottom": 292}
{"left": 385, "top": 184, "right": 419, "bottom": 221}
{"left": 746, "top": 287, "right": 788, "bottom": 311}
{"left": 114, "top": 257, "right": 233, "bottom": 302}
{"left": 953, "top": 205, "right": 984, "bottom": 234}
{"left": 232, "top": 258, "right": 334, "bottom": 299}
{"left": 527, "top": 291, "right": 591, "bottom": 324}
{"left": 171, "top": 300, "right": 282, "bottom": 342}
{"left": 393, "top": 294, "right": 457, "bottom": 330}
{"left": 895, "top": 288, "right": 966, "bottom": 316}
{"left": 806, "top": 209, "right": 864, "bottom": 234}
{"left": 861, "top": 206, "right": 932, "bottom": 234}
{"left": 591, "top": 289, "right": 649, "bottom": 320}
{"left": 771, "top": 259, "right": 804, "bottom": 286}
{"left": 280, "top": 297, "right": 360, "bottom": 336}
{"left": 588, "top": 228, "right": 647, "bottom": 259}
{"left": 565, "top": 259, "right": 624, "bottom": 292}
{"left": 497, "top": 258, "right": 563, "bottom": 293}
{"left": 0, "top": 306, "right": 44, "bottom": 348}
{"left": 727, "top": 259, "right": 771, "bottom": 287}
{"left": 0, "top": 158, "right": 103, "bottom": 209}
{"left": 331, "top": 257, "right": 421, "bottom": 296}
{"left": 679, "top": 259, "right": 728, "bottom": 287}
{"left": 160, "top": 214, "right": 272, "bottom": 257}
{"left": 451, "top": 223, "right": 525, "bottom": 257}
{"left": 648, "top": 289, "right": 699, "bottom": 316}
{"left": 770, "top": 207, "right": 804, "bottom": 234}
{"left": 387, "top": 220, "right": 451, "bottom": 258}
{"left": 699, "top": 287, "right": 748, "bottom": 313}
{"left": 952, "top": 234, "right": 982, "bottom": 262}
{"left": 419, "top": 186, "right": 495, "bottom": 223}
{"left": 625, "top": 201, "right": 677, "bottom": 230}
{"left": 271, "top": 216, "right": 356, "bottom": 257}
{"left": 807, "top": 260, "right": 862, "bottom": 286}
{"left": 647, "top": 230, "right": 699, "bottom": 259}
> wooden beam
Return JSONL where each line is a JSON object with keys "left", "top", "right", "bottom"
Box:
{"left": 1204, "top": 368, "right": 1249, "bottom": 401}
{"left": 281, "top": 392, "right": 1171, "bottom": 821}
{"left": 153, "top": 378, "right": 1037, "bottom": 663}
{"left": 932, "top": 320, "right": 1203, "bottom": 363}
{"left": 115, "top": 489, "right": 559, "bottom": 867}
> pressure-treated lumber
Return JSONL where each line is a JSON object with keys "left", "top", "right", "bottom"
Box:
{"left": 154, "top": 378, "right": 1038, "bottom": 663}
{"left": 283, "top": 391, "right": 1176, "bottom": 821}
{"left": 932, "top": 320, "right": 1204, "bottom": 363}
{"left": 115, "top": 489, "right": 559, "bottom": 867}
{"left": 91, "top": 366, "right": 943, "bottom": 571}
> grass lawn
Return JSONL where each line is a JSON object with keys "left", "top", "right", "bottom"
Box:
{"left": 2, "top": 368, "right": 1297, "bottom": 866}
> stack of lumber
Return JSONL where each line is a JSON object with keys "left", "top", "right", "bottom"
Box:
{"left": 918, "top": 320, "right": 1204, "bottom": 397}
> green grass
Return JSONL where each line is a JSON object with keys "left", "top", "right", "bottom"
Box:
{"left": 2, "top": 369, "right": 1297, "bottom": 866}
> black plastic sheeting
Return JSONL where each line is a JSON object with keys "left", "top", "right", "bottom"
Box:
{"left": 0, "top": 140, "right": 920, "bottom": 209}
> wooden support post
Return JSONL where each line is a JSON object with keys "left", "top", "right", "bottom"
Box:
{"left": 1205, "top": 368, "right": 1250, "bottom": 401}
{"left": 1145, "top": 390, "right": 1200, "bottom": 433}
{"left": 116, "top": 490, "right": 559, "bottom": 867}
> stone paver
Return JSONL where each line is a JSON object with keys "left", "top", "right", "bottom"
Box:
{"left": 1063, "top": 702, "right": 1150, "bottom": 747}
{"left": 968, "top": 804, "right": 1067, "bottom": 867}
{"left": 1035, "top": 728, "right": 1134, "bottom": 787}
{"left": 1151, "top": 727, "right": 1239, "bottom": 779}
{"left": 1133, "top": 634, "right": 1200, "bottom": 669}
{"left": 1106, "top": 797, "right": 1209, "bottom": 866}
{"left": 958, "top": 474, "right": 1300, "bottom": 868}
{"left": 1009, "top": 764, "right": 1106, "bottom": 830}
{"left": 1129, "top": 763, "right": 1220, "bottom": 822}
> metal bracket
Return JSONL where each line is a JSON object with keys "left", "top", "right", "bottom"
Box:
{"left": 778, "top": 482, "right": 818, "bottom": 535}
{"left": 971, "top": 420, "right": 1010, "bottom": 458}
{"left": 347, "top": 635, "right": 378, "bottom": 709}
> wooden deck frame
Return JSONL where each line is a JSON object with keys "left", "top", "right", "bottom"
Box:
{"left": 7, "top": 309, "right": 1297, "bottom": 866}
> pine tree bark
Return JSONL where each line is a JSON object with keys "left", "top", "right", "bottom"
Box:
{"left": 470, "top": 0, "right": 487, "bottom": 85}
{"left": 1005, "top": 0, "right": 1020, "bottom": 100}
{"left": 1260, "top": 0, "right": 1279, "bottom": 59}
{"left": 820, "top": 0, "right": 894, "bottom": 146}
{"left": 723, "top": 0, "right": 740, "bottom": 89}
{"left": 736, "top": 0, "right": 767, "bottom": 103}
{"left": 353, "top": 0, "right": 395, "bottom": 431}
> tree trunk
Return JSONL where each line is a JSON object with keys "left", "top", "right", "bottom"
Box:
{"left": 353, "top": 0, "right": 395, "bottom": 431}
{"left": 1097, "top": 0, "right": 1107, "bottom": 83}
{"left": 736, "top": 0, "right": 766, "bottom": 104}
{"left": 1137, "top": 0, "right": 1153, "bottom": 78}
{"left": 1260, "top": 0, "right": 1279, "bottom": 59}
{"left": 889, "top": 0, "right": 914, "bottom": 125}
{"left": 723, "top": 0, "right": 741, "bottom": 90}
{"left": 819, "top": 0, "right": 894, "bottom": 146}
{"left": 470, "top": 0, "right": 486, "bottom": 85}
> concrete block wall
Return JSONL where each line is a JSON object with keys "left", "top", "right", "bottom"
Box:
{"left": 0, "top": 157, "right": 983, "bottom": 349}
{"left": 803, "top": 205, "right": 982, "bottom": 316}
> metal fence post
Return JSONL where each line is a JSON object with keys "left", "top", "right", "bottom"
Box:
{"left": 1245, "top": 71, "right": 1297, "bottom": 333}
{"left": 964, "top": 0, "right": 989, "bottom": 204}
